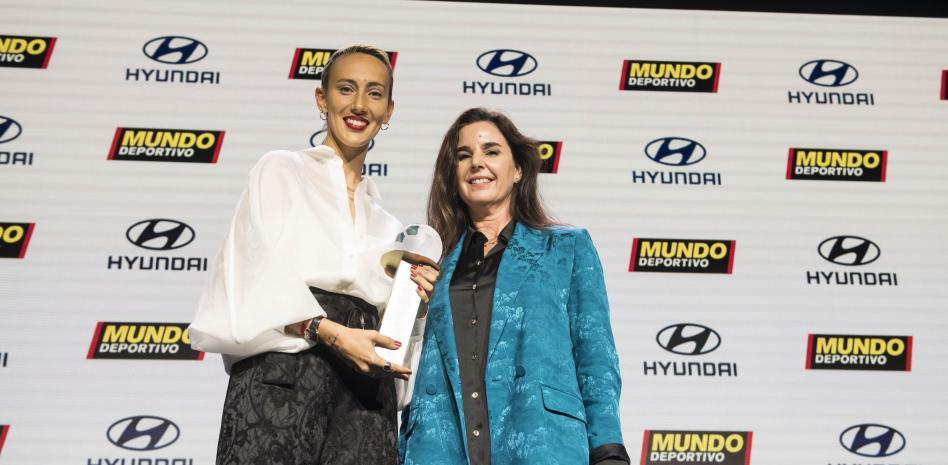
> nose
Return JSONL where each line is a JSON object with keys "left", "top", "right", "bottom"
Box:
{"left": 351, "top": 92, "right": 367, "bottom": 114}
{"left": 470, "top": 152, "right": 486, "bottom": 169}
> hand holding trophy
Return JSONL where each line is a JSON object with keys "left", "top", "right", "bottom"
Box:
{"left": 376, "top": 224, "right": 442, "bottom": 368}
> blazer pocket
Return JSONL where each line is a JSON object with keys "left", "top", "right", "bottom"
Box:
{"left": 540, "top": 383, "right": 587, "bottom": 424}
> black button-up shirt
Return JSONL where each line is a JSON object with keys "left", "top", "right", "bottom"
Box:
{"left": 449, "top": 220, "right": 516, "bottom": 465}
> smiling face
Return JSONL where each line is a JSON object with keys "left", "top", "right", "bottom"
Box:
{"left": 315, "top": 52, "right": 394, "bottom": 157}
{"left": 455, "top": 121, "right": 523, "bottom": 217}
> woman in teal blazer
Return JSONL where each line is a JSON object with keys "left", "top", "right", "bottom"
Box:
{"left": 400, "top": 108, "right": 629, "bottom": 465}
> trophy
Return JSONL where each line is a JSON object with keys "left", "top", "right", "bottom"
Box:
{"left": 376, "top": 224, "right": 442, "bottom": 366}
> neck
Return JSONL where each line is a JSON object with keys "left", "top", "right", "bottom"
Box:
{"left": 469, "top": 207, "right": 512, "bottom": 241}
{"left": 322, "top": 138, "right": 367, "bottom": 189}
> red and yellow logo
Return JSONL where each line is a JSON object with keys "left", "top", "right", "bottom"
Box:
{"left": 0, "top": 424, "right": 9, "bottom": 456}
{"left": 630, "top": 238, "right": 735, "bottom": 274}
{"left": 537, "top": 141, "right": 562, "bottom": 174}
{"left": 87, "top": 322, "right": 204, "bottom": 360}
{"left": 620, "top": 60, "right": 720, "bottom": 93}
{"left": 806, "top": 334, "right": 911, "bottom": 371}
{"left": 109, "top": 127, "right": 225, "bottom": 164}
{"left": 289, "top": 48, "right": 398, "bottom": 80}
{"left": 786, "top": 148, "right": 886, "bottom": 182}
{"left": 642, "top": 430, "right": 752, "bottom": 465}
{"left": 0, "top": 222, "right": 34, "bottom": 259}
{"left": 0, "top": 35, "right": 56, "bottom": 69}
{"left": 941, "top": 70, "right": 947, "bottom": 100}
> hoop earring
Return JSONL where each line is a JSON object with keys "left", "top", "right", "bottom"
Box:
{"left": 380, "top": 123, "right": 390, "bottom": 131}
{"left": 319, "top": 112, "right": 327, "bottom": 120}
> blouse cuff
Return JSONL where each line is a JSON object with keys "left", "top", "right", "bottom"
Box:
{"left": 590, "top": 443, "right": 631, "bottom": 464}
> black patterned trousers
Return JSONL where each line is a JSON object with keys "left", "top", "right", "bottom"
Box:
{"left": 216, "top": 288, "right": 397, "bottom": 465}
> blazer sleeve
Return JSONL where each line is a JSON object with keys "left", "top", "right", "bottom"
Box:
{"left": 566, "top": 229, "right": 630, "bottom": 462}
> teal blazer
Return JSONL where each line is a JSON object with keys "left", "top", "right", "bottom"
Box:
{"left": 400, "top": 224, "right": 626, "bottom": 464}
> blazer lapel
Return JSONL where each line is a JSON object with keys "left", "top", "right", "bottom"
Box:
{"left": 427, "top": 234, "right": 465, "bottom": 419}
{"left": 488, "top": 224, "right": 550, "bottom": 361}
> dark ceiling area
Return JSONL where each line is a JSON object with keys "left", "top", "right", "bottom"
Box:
{"left": 436, "top": 1, "right": 947, "bottom": 19}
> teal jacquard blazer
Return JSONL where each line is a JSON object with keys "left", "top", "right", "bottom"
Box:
{"left": 399, "top": 224, "right": 626, "bottom": 464}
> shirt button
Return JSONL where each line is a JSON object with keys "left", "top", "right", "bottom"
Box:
{"left": 475, "top": 259, "right": 482, "bottom": 266}
{"left": 471, "top": 353, "right": 478, "bottom": 361}
{"left": 470, "top": 318, "right": 477, "bottom": 325}
{"left": 472, "top": 429, "right": 480, "bottom": 437}
{"left": 471, "top": 391, "right": 479, "bottom": 399}
{"left": 472, "top": 283, "right": 477, "bottom": 290}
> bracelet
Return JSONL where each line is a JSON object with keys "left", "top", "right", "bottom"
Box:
{"left": 304, "top": 316, "right": 325, "bottom": 343}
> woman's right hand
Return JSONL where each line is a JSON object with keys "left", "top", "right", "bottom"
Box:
{"left": 318, "top": 319, "right": 412, "bottom": 380}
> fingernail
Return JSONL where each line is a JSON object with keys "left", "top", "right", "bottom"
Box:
{"left": 411, "top": 271, "right": 416, "bottom": 278}
{"left": 411, "top": 264, "right": 418, "bottom": 269}
{"left": 417, "top": 285, "right": 422, "bottom": 291}
{"left": 395, "top": 341, "right": 402, "bottom": 347}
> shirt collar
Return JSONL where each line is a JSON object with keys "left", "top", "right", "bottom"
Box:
{"left": 305, "top": 144, "right": 339, "bottom": 162}
{"left": 463, "top": 219, "right": 517, "bottom": 252}
{"left": 305, "top": 145, "right": 381, "bottom": 201}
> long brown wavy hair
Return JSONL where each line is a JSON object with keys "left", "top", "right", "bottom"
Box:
{"left": 427, "top": 108, "right": 555, "bottom": 256}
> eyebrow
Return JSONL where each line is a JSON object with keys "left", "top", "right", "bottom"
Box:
{"left": 457, "top": 141, "right": 501, "bottom": 153}
{"left": 335, "top": 78, "right": 387, "bottom": 89}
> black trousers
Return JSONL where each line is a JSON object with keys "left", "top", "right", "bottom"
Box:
{"left": 216, "top": 288, "right": 397, "bottom": 465}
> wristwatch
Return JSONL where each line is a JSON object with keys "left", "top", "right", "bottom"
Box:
{"left": 304, "top": 316, "right": 326, "bottom": 343}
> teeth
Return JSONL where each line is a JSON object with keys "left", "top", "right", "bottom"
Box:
{"left": 470, "top": 178, "right": 491, "bottom": 184}
{"left": 345, "top": 118, "right": 367, "bottom": 128}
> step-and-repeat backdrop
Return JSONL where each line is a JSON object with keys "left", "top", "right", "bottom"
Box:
{"left": 2, "top": 1, "right": 947, "bottom": 463}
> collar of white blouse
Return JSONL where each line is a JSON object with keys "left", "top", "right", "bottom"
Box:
{"left": 304, "top": 145, "right": 381, "bottom": 201}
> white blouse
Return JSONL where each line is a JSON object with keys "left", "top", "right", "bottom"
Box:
{"left": 189, "top": 145, "right": 403, "bottom": 369}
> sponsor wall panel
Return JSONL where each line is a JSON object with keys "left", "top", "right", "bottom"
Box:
{"left": 1, "top": 1, "right": 947, "bottom": 464}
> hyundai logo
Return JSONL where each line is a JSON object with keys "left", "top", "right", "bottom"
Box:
{"left": 0, "top": 116, "right": 23, "bottom": 144}
{"left": 644, "top": 137, "right": 707, "bottom": 166}
{"left": 839, "top": 423, "right": 905, "bottom": 458}
{"left": 476, "top": 49, "right": 538, "bottom": 77}
{"left": 143, "top": 36, "right": 208, "bottom": 65}
{"left": 799, "top": 59, "right": 859, "bottom": 87}
{"left": 126, "top": 219, "right": 195, "bottom": 251}
{"left": 818, "top": 236, "right": 880, "bottom": 266}
{"left": 107, "top": 415, "right": 180, "bottom": 451}
{"left": 311, "top": 129, "right": 374, "bottom": 151}
{"left": 656, "top": 323, "right": 721, "bottom": 355}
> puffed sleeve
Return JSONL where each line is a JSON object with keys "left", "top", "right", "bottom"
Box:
{"left": 567, "top": 229, "right": 631, "bottom": 464}
{"left": 188, "top": 151, "right": 325, "bottom": 358}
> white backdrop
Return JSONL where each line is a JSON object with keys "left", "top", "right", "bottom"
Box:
{"left": 1, "top": 1, "right": 947, "bottom": 463}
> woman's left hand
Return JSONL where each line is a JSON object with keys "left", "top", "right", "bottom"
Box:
{"left": 410, "top": 264, "right": 439, "bottom": 303}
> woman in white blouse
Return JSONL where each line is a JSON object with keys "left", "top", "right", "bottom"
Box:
{"left": 189, "top": 44, "right": 438, "bottom": 465}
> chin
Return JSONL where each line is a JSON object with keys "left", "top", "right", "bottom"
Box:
{"left": 461, "top": 196, "right": 494, "bottom": 209}
{"left": 338, "top": 136, "right": 373, "bottom": 151}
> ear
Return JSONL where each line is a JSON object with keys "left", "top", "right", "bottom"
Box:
{"left": 315, "top": 87, "right": 327, "bottom": 113}
{"left": 514, "top": 165, "right": 523, "bottom": 182}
